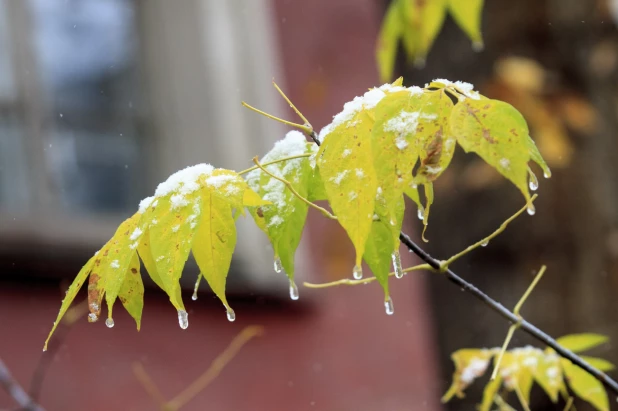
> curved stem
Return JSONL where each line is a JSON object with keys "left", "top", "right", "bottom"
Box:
{"left": 238, "top": 153, "right": 312, "bottom": 176}
{"left": 303, "top": 263, "right": 431, "bottom": 288}
{"left": 241, "top": 101, "right": 312, "bottom": 135}
{"left": 252, "top": 156, "right": 337, "bottom": 220}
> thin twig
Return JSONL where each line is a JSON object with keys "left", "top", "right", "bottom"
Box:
{"left": 271, "top": 80, "right": 312, "bottom": 128}
{"left": 0, "top": 359, "right": 45, "bottom": 411}
{"left": 237, "top": 153, "right": 312, "bottom": 176}
{"left": 303, "top": 263, "right": 430, "bottom": 288}
{"left": 241, "top": 102, "right": 312, "bottom": 135}
{"left": 132, "top": 362, "right": 169, "bottom": 410}
{"left": 252, "top": 156, "right": 337, "bottom": 220}
{"left": 167, "top": 325, "right": 264, "bottom": 410}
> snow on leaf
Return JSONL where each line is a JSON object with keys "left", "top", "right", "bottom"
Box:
{"left": 449, "top": 98, "right": 550, "bottom": 205}
{"left": 245, "top": 131, "right": 317, "bottom": 282}
{"left": 442, "top": 349, "right": 493, "bottom": 402}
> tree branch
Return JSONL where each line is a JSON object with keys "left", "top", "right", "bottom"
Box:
{"left": 0, "top": 359, "right": 45, "bottom": 411}
{"left": 398, "top": 231, "right": 618, "bottom": 396}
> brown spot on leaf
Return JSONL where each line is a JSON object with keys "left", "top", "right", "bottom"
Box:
{"left": 131, "top": 268, "right": 138, "bottom": 274}
{"left": 482, "top": 128, "right": 496, "bottom": 143}
{"left": 256, "top": 207, "right": 264, "bottom": 218}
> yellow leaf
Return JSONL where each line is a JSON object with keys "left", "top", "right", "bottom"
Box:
{"left": 44, "top": 256, "right": 95, "bottom": 351}
{"left": 192, "top": 190, "right": 237, "bottom": 311}
{"left": 447, "top": 0, "right": 484, "bottom": 48}
{"left": 400, "top": 0, "right": 448, "bottom": 64}
{"left": 580, "top": 356, "right": 615, "bottom": 372}
{"left": 449, "top": 98, "right": 550, "bottom": 207}
{"left": 562, "top": 359, "right": 609, "bottom": 411}
{"left": 479, "top": 375, "right": 502, "bottom": 411}
{"left": 533, "top": 350, "right": 564, "bottom": 403}
{"left": 556, "top": 333, "right": 609, "bottom": 353}
{"left": 376, "top": 0, "right": 404, "bottom": 82}
{"left": 442, "top": 349, "right": 493, "bottom": 402}
{"left": 118, "top": 253, "right": 144, "bottom": 330}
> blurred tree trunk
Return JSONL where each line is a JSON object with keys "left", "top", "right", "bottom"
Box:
{"left": 398, "top": 0, "right": 618, "bottom": 408}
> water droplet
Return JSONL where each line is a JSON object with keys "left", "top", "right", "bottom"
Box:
{"left": 89, "top": 302, "right": 99, "bottom": 312}
{"left": 527, "top": 203, "right": 536, "bottom": 216}
{"left": 391, "top": 251, "right": 403, "bottom": 279}
{"left": 481, "top": 240, "right": 489, "bottom": 247}
{"left": 543, "top": 169, "right": 552, "bottom": 179}
{"left": 417, "top": 207, "right": 424, "bottom": 221}
{"left": 192, "top": 273, "right": 202, "bottom": 300}
{"left": 528, "top": 169, "right": 539, "bottom": 191}
{"left": 352, "top": 265, "right": 363, "bottom": 280}
{"left": 384, "top": 297, "right": 394, "bottom": 315}
{"left": 177, "top": 310, "right": 189, "bottom": 329}
{"left": 191, "top": 292, "right": 198, "bottom": 301}
{"left": 289, "top": 280, "right": 299, "bottom": 300}
{"left": 226, "top": 308, "right": 236, "bottom": 322}
{"left": 88, "top": 313, "right": 98, "bottom": 322}
{"left": 472, "top": 40, "right": 485, "bottom": 52}
{"left": 105, "top": 318, "right": 115, "bottom": 328}
{"left": 274, "top": 257, "right": 283, "bottom": 273}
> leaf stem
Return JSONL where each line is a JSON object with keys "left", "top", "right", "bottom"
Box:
{"left": 303, "top": 263, "right": 431, "bottom": 289}
{"left": 441, "top": 195, "right": 537, "bottom": 268}
{"left": 238, "top": 153, "right": 312, "bottom": 176}
{"left": 272, "top": 80, "right": 312, "bottom": 129}
{"left": 252, "top": 156, "right": 337, "bottom": 220}
{"left": 241, "top": 101, "right": 312, "bottom": 135}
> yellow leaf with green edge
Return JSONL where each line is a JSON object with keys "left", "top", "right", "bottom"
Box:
{"left": 363, "top": 219, "right": 395, "bottom": 301}
{"left": 44, "top": 255, "right": 95, "bottom": 351}
{"left": 245, "top": 131, "right": 316, "bottom": 281}
{"left": 242, "top": 187, "right": 269, "bottom": 207}
{"left": 137, "top": 226, "right": 166, "bottom": 291}
{"left": 580, "top": 356, "right": 615, "bottom": 372}
{"left": 149, "top": 193, "right": 202, "bottom": 311}
{"left": 556, "top": 333, "right": 609, "bottom": 353}
{"left": 533, "top": 350, "right": 564, "bottom": 402}
{"left": 561, "top": 359, "right": 609, "bottom": 411}
{"left": 442, "top": 349, "right": 493, "bottom": 402}
{"left": 411, "top": 90, "right": 456, "bottom": 185}
{"left": 192, "top": 189, "right": 236, "bottom": 311}
{"left": 400, "top": 0, "right": 447, "bottom": 65}
{"left": 447, "top": 0, "right": 484, "bottom": 48}
{"left": 479, "top": 375, "right": 501, "bottom": 411}
{"left": 449, "top": 98, "right": 550, "bottom": 206}
{"left": 118, "top": 253, "right": 144, "bottom": 330}
{"left": 99, "top": 213, "right": 144, "bottom": 321}
{"left": 376, "top": 0, "right": 404, "bottom": 82}
{"left": 318, "top": 103, "right": 379, "bottom": 272}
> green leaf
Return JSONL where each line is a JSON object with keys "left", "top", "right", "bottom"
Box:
{"left": 399, "top": 0, "right": 447, "bottom": 64}
{"left": 449, "top": 98, "right": 549, "bottom": 206}
{"left": 447, "top": 0, "right": 484, "bottom": 48}
{"left": 246, "top": 131, "right": 316, "bottom": 281}
{"left": 562, "top": 359, "right": 609, "bottom": 411}
{"left": 376, "top": 0, "right": 404, "bottom": 82}
{"left": 556, "top": 333, "right": 609, "bottom": 353}
{"left": 580, "top": 356, "right": 615, "bottom": 372}
{"left": 307, "top": 164, "right": 327, "bottom": 202}
{"left": 44, "top": 256, "right": 95, "bottom": 350}
{"left": 192, "top": 190, "right": 237, "bottom": 311}
{"left": 363, "top": 218, "right": 395, "bottom": 299}
{"left": 118, "top": 253, "right": 144, "bottom": 330}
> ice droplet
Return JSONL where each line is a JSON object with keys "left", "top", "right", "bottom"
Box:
{"left": 226, "top": 308, "right": 236, "bottom": 322}
{"left": 481, "top": 240, "right": 489, "bottom": 247}
{"left": 543, "top": 169, "right": 552, "bottom": 179}
{"left": 384, "top": 297, "right": 394, "bottom": 315}
{"left": 88, "top": 313, "right": 98, "bottom": 322}
{"left": 289, "top": 280, "right": 299, "bottom": 300}
{"left": 177, "top": 310, "right": 189, "bottom": 329}
{"left": 391, "top": 251, "right": 403, "bottom": 279}
{"left": 274, "top": 257, "right": 283, "bottom": 273}
{"left": 527, "top": 203, "right": 536, "bottom": 216}
{"left": 528, "top": 169, "right": 539, "bottom": 191}
{"left": 105, "top": 318, "right": 115, "bottom": 328}
{"left": 472, "top": 40, "right": 485, "bottom": 52}
{"left": 417, "top": 207, "right": 425, "bottom": 221}
{"left": 352, "top": 265, "right": 363, "bottom": 280}
{"left": 191, "top": 292, "right": 198, "bottom": 301}
{"left": 192, "top": 273, "right": 202, "bottom": 301}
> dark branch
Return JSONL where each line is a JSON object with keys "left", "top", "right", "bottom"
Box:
{"left": 307, "top": 125, "right": 618, "bottom": 397}
{"left": 0, "top": 359, "right": 45, "bottom": 411}
{"left": 399, "top": 231, "right": 618, "bottom": 396}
